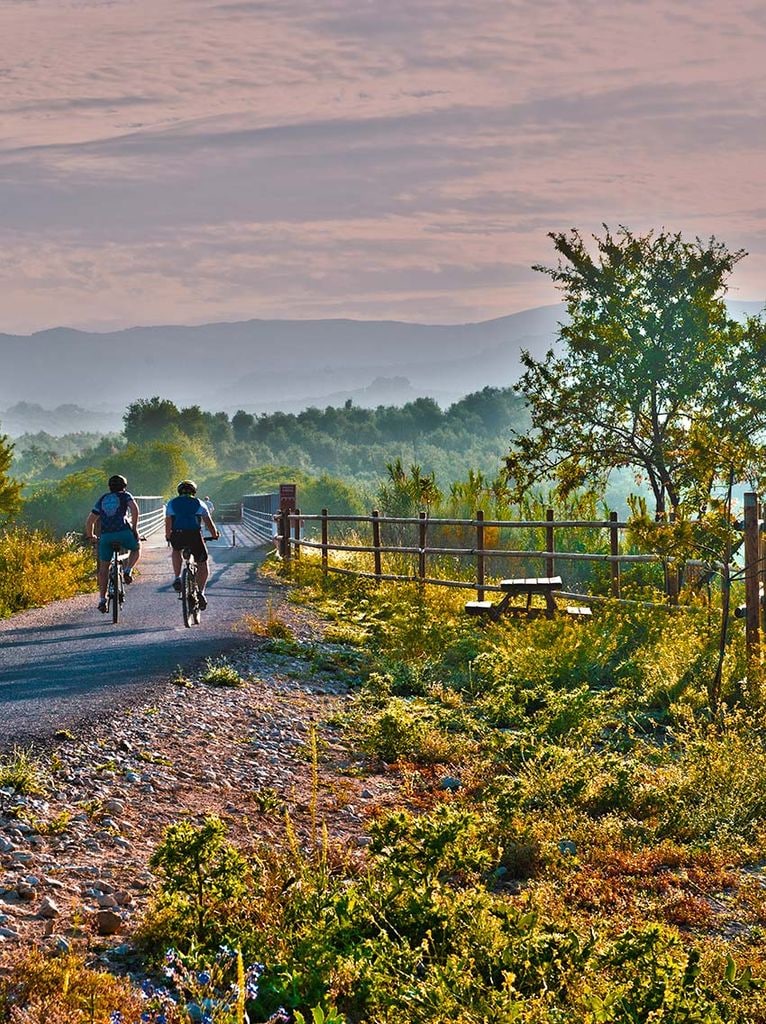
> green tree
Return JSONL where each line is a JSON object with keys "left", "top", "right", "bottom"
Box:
{"left": 123, "top": 396, "right": 181, "bottom": 445}
{"left": 22, "top": 467, "right": 103, "bottom": 534}
{"left": 104, "top": 442, "right": 189, "bottom": 497}
{"left": 377, "top": 458, "right": 442, "bottom": 516}
{"left": 0, "top": 432, "right": 23, "bottom": 521}
{"left": 506, "top": 227, "right": 766, "bottom": 516}
{"left": 232, "top": 410, "right": 256, "bottom": 442}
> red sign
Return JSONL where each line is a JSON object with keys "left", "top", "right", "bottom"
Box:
{"left": 279, "top": 483, "right": 297, "bottom": 511}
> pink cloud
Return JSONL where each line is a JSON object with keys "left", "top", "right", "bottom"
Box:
{"left": 0, "top": 0, "right": 764, "bottom": 331}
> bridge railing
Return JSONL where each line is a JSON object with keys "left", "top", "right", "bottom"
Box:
{"left": 240, "top": 493, "right": 279, "bottom": 546}
{"left": 134, "top": 496, "right": 166, "bottom": 538}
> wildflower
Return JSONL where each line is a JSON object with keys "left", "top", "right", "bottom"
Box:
{"left": 197, "top": 970, "right": 212, "bottom": 986}
{"left": 141, "top": 979, "right": 156, "bottom": 997}
{"left": 267, "top": 1009, "right": 290, "bottom": 1023}
{"left": 163, "top": 948, "right": 179, "bottom": 979}
{"left": 245, "top": 962, "right": 265, "bottom": 1000}
{"left": 201, "top": 1015, "right": 214, "bottom": 1024}
{"left": 109, "top": 1014, "right": 123, "bottom": 1024}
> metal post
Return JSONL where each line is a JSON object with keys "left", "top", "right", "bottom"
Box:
{"left": 372, "top": 510, "right": 382, "bottom": 581}
{"left": 545, "top": 507, "right": 555, "bottom": 579}
{"left": 610, "top": 511, "right": 620, "bottom": 598}
{"left": 321, "top": 508, "right": 328, "bottom": 575}
{"left": 476, "top": 509, "right": 485, "bottom": 601}
{"left": 418, "top": 511, "right": 427, "bottom": 583}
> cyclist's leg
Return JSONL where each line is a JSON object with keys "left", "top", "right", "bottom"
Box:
{"left": 97, "top": 559, "right": 110, "bottom": 600}
{"left": 197, "top": 560, "right": 209, "bottom": 591}
{"left": 121, "top": 529, "right": 140, "bottom": 579}
{"left": 168, "top": 532, "right": 184, "bottom": 588}
{"left": 190, "top": 532, "right": 210, "bottom": 593}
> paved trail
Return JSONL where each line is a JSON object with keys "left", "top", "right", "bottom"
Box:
{"left": 0, "top": 529, "right": 275, "bottom": 745}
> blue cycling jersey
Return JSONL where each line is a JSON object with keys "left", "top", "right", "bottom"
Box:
{"left": 166, "top": 495, "right": 206, "bottom": 531}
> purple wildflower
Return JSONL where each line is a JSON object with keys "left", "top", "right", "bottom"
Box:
{"left": 197, "top": 970, "right": 212, "bottom": 986}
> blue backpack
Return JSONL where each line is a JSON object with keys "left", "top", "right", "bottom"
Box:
{"left": 94, "top": 491, "right": 131, "bottom": 533}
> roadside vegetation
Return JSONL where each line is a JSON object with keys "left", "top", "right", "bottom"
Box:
{"left": 2, "top": 226, "right": 766, "bottom": 1019}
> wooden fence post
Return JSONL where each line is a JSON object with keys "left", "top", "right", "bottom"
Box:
{"left": 609, "top": 510, "right": 620, "bottom": 598}
{"left": 293, "top": 508, "right": 301, "bottom": 561}
{"left": 546, "top": 507, "right": 555, "bottom": 579}
{"left": 476, "top": 509, "right": 485, "bottom": 601}
{"left": 419, "top": 511, "right": 427, "bottom": 584}
{"left": 321, "top": 508, "right": 328, "bottom": 576}
{"left": 372, "top": 510, "right": 382, "bottom": 582}
{"left": 744, "top": 492, "right": 761, "bottom": 694}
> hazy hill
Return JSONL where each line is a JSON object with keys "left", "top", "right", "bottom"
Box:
{"left": 1, "top": 301, "right": 762, "bottom": 432}
{"left": 0, "top": 305, "right": 565, "bottom": 418}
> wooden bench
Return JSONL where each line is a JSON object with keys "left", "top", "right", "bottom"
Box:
{"left": 565, "top": 605, "right": 592, "bottom": 620}
{"left": 465, "top": 577, "right": 563, "bottom": 621}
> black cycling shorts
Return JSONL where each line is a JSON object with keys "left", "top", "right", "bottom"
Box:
{"left": 169, "top": 529, "right": 208, "bottom": 563}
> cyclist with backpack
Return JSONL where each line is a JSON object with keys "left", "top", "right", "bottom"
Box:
{"left": 85, "top": 474, "right": 141, "bottom": 613}
{"left": 165, "top": 480, "right": 220, "bottom": 609}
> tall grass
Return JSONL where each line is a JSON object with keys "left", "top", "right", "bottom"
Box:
{"left": 0, "top": 526, "right": 94, "bottom": 617}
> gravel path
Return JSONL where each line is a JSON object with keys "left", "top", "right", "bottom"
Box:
{"left": 0, "top": 631, "right": 387, "bottom": 954}
{"left": 0, "top": 529, "right": 279, "bottom": 746}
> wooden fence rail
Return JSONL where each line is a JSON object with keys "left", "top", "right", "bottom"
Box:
{"left": 272, "top": 493, "right": 766, "bottom": 690}
{"left": 276, "top": 508, "right": 717, "bottom": 600}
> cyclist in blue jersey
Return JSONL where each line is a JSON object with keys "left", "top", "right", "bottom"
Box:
{"left": 165, "top": 480, "right": 219, "bottom": 608}
{"left": 85, "top": 474, "right": 141, "bottom": 613}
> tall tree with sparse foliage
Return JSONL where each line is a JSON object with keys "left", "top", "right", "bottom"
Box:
{"left": 506, "top": 226, "right": 766, "bottom": 516}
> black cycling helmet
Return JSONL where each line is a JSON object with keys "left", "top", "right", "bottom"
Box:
{"left": 177, "top": 480, "right": 198, "bottom": 495}
{"left": 108, "top": 474, "right": 128, "bottom": 492}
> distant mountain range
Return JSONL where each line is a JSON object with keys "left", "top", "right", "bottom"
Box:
{"left": 1, "top": 301, "right": 763, "bottom": 436}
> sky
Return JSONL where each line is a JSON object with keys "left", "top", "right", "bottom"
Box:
{"left": 1, "top": 0, "right": 765, "bottom": 333}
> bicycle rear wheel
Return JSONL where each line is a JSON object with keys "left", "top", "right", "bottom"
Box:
{"left": 110, "top": 556, "right": 120, "bottom": 624}
{"left": 181, "top": 565, "right": 194, "bottom": 628}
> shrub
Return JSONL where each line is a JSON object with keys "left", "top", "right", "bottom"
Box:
{"left": 200, "top": 657, "right": 243, "bottom": 687}
{"left": 0, "top": 747, "right": 51, "bottom": 800}
{"left": 0, "top": 527, "right": 93, "bottom": 616}
{"left": 0, "top": 949, "right": 150, "bottom": 1024}
{"left": 144, "top": 816, "right": 251, "bottom": 952}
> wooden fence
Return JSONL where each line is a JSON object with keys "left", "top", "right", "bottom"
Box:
{"left": 273, "top": 493, "right": 766, "bottom": 681}
{"left": 275, "top": 508, "right": 709, "bottom": 603}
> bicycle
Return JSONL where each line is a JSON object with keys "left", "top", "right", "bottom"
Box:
{"left": 106, "top": 541, "right": 128, "bottom": 624}
{"left": 178, "top": 535, "right": 216, "bottom": 627}
{"left": 180, "top": 545, "right": 202, "bottom": 628}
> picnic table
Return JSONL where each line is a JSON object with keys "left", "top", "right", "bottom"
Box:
{"left": 464, "top": 576, "right": 590, "bottom": 622}
{"left": 465, "top": 576, "right": 562, "bottom": 620}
